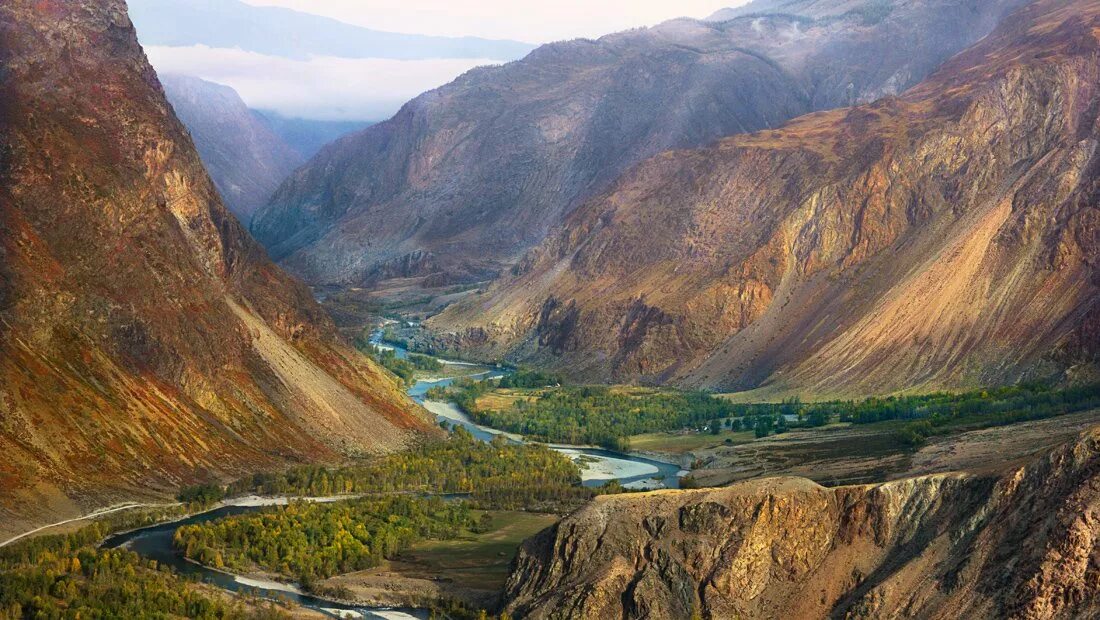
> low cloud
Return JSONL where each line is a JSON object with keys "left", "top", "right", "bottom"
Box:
{"left": 144, "top": 45, "right": 500, "bottom": 121}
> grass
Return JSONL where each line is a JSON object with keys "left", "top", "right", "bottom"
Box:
{"left": 415, "top": 363, "right": 487, "bottom": 381}
{"left": 392, "top": 510, "right": 558, "bottom": 591}
{"left": 629, "top": 430, "right": 755, "bottom": 454}
{"left": 474, "top": 389, "right": 540, "bottom": 411}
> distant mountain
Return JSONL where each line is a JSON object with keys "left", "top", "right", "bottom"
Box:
{"left": 429, "top": 0, "right": 1100, "bottom": 396}
{"left": 251, "top": 0, "right": 1026, "bottom": 293}
{"left": 127, "top": 0, "right": 534, "bottom": 61}
{"left": 161, "top": 74, "right": 303, "bottom": 219}
{"left": 0, "top": 0, "right": 432, "bottom": 537}
{"left": 707, "top": 0, "right": 872, "bottom": 21}
{"left": 254, "top": 110, "right": 373, "bottom": 161}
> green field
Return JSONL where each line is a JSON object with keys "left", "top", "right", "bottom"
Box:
{"left": 394, "top": 510, "right": 558, "bottom": 590}
{"left": 629, "top": 429, "right": 755, "bottom": 454}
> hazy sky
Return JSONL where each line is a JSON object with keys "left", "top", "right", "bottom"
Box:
{"left": 240, "top": 0, "right": 738, "bottom": 43}
{"left": 147, "top": 45, "right": 497, "bottom": 120}
{"left": 141, "top": 0, "right": 746, "bottom": 120}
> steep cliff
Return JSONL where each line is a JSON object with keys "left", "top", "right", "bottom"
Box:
{"left": 0, "top": 0, "right": 433, "bottom": 536}
{"left": 251, "top": 0, "right": 1024, "bottom": 291}
{"left": 160, "top": 74, "right": 303, "bottom": 220}
{"left": 431, "top": 0, "right": 1100, "bottom": 396}
{"left": 504, "top": 424, "right": 1100, "bottom": 619}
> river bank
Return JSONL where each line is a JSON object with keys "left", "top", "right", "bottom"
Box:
{"left": 86, "top": 328, "right": 686, "bottom": 617}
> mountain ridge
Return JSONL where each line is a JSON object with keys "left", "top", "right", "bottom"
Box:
{"left": 0, "top": 0, "right": 433, "bottom": 538}
{"left": 160, "top": 73, "right": 303, "bottom": 220}
{"left": 251, "top": 0, "right": 1026, "bottom": 294}
{"left": 428, "top": 0, "right": 1100, "bottom": 396}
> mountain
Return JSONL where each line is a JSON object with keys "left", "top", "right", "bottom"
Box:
{"left": 429, "top": 0, "right": 1100, "bottom": 396}
{"left": 126, "top": 0, "right": 534, "bottom": 62}
{"left": 161, "top": 74, "right": 303, "bottom": 220}
{"left": 251, "top": 0, "right": 1026, "bottom": 292}
{"left": 503, "top": 424, "right": 1100, "bottom": 619}
{"left": 253, "top": 110, "right": 373, "bottom": 161}
{"left": 707, "top": 0, "right": 897, "bottom": 21}
{"left": 0, "top": 0, "right": 433, "bottom": 537}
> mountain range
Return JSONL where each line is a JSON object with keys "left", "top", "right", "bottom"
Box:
{"left": 429, "top": 0, "right": 1100, "bottom": 396}
{"left": 251, "top": 0, "right": 1028, "bottom": 291}
{"left": 0, "top": 0, "right": 432, "bottom": 537}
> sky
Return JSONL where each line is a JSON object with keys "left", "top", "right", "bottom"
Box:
{"left": 239, "top": 0, "right": 737, "bottom": 43}
{"left": 146, "top": 46, "right": 499, "bottom": 120}
{"left": 139, "top": 0, "right": 746, "bottom": 121}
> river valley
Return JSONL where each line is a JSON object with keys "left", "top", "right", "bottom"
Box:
{"left": 98, "top": 329, "right": 687, "bottom": 618}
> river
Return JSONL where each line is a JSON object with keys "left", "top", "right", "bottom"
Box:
{"left": 103, "top": 329, "right": 686, "bottom": 617}
{"left": 376, "top": 331, "right": 685, "bottom": 490}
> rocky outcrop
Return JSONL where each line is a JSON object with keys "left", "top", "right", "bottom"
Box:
{"left": 504, "top": 425, "right": 1100, "bottom": 619}
{"left": 160, "top": 74, "right": 303, "bottom": 219}
{"left": 251, "top": 0, "right": 1024, "bottom": 290}
{"left": 430, "top": 0, "right": 1100, "bottom": 396}
{"left": 0, "top": 0, "right": 434, "bottom": 537}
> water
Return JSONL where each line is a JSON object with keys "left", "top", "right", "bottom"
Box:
{"left": 379, "top": 332, "right": 683, "bottom": 489}
{"left": 420, "top": 399, "right": 681, "bottom": 489}
{"left": 102, "top": 505, "right": 428, "bottom": 619}
{"left": 107, "top": 328, "right": 682, "bottom": 616}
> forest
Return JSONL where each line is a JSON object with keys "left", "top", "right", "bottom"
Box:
{"left": 435, "top": 375, "right": 1100, "bottom": 448}
{"left": 210, "top": 427, "right": 592, "bottom": 511}
{"left": 356, "top": 343, "right": 443, "bottom": 386}
{"left": 174, "top": 496, "right": 476, "bottom": 585}
{"left": 440, "top": 380, "right": 738, "bottom": 448}
{"left": 0, "top": 521, "right": 289, "bottom": 620}
{"left": 872, "top": 382, "right": 1100, "bottom": 445}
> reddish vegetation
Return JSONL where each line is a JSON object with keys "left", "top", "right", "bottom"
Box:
{"left": 432, "top": 0, "right": 1100, "bottom": 397}
{"left": 0, "top": 0, "right": 433, "bottom": 536}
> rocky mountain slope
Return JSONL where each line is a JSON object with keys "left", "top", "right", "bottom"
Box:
{"left": 431, "top": 0, "right": 1100, "bottom": 396}
{"left": 251, "top": 0, "right": 1025, "bottom": 291}
{"left": 161, "top": 74, "right": 303, "bottom": 219}
{"left": 0, "top": 0, "right": 433, "bottom": 537}
{"left": 253, "top": 110, "right": 373, "bottom": 161}
{"left": 504, "top": 423, "right": 1100, "bottom": 619}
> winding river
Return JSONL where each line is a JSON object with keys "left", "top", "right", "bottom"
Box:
{"left": 103, "top": 330, "right": 686, "bottom": 618}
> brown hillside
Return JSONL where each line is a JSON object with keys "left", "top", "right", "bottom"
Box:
{"left": 0, "top": 0, "right": 433, "bottom": 537}
{"left": 431, "top": 0, "right": 1100, "bottom": 396}
{"left": 251, "top": 0, "right": 1025, "bottom": 295}
{"left": 504, "top": 423, "right": 1100, "bottom": 619}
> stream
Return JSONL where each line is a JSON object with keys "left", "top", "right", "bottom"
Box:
{"left": 103, "top": 328, "right": 686, "bottom": 618}
{"left": 376, "top": 331, "right": 685, "bottom": 490}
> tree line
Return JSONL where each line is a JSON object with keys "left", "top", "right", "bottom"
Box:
{"left": 174, "top": 496, "right": 476, "bottom": 586}
{"left": 0, "top": 520, "right": 289, "bottom": 620}
{"left": 433, "top": 374, "right": 1100, "bottom": 448}
{"left": 440, "top": 381, "right": 738, "bottom": 448}
{"left": 181, "top": 427, "right": 593, "bottom": 512}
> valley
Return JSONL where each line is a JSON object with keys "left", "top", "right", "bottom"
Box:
{"left": 7, "top": 336, "right": 1098, "bottom": 617}
{"left": 3, "top": 0, "right": 1100, "bottom": 618}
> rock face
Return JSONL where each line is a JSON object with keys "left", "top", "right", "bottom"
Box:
{"left": 251, "top": 0, "right": 1024, "bottom": 289}
{"left": 504, "top": 425, "right": 1100, "bottom": 619}
{"left": 430, "top": 0, "right": 1100, "bottom": 396}
{"left": 161, "top": 74, "right": 303, "bottom": 220}
{"left": 0, "top": 0, "right": 433, "bottom": 535}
